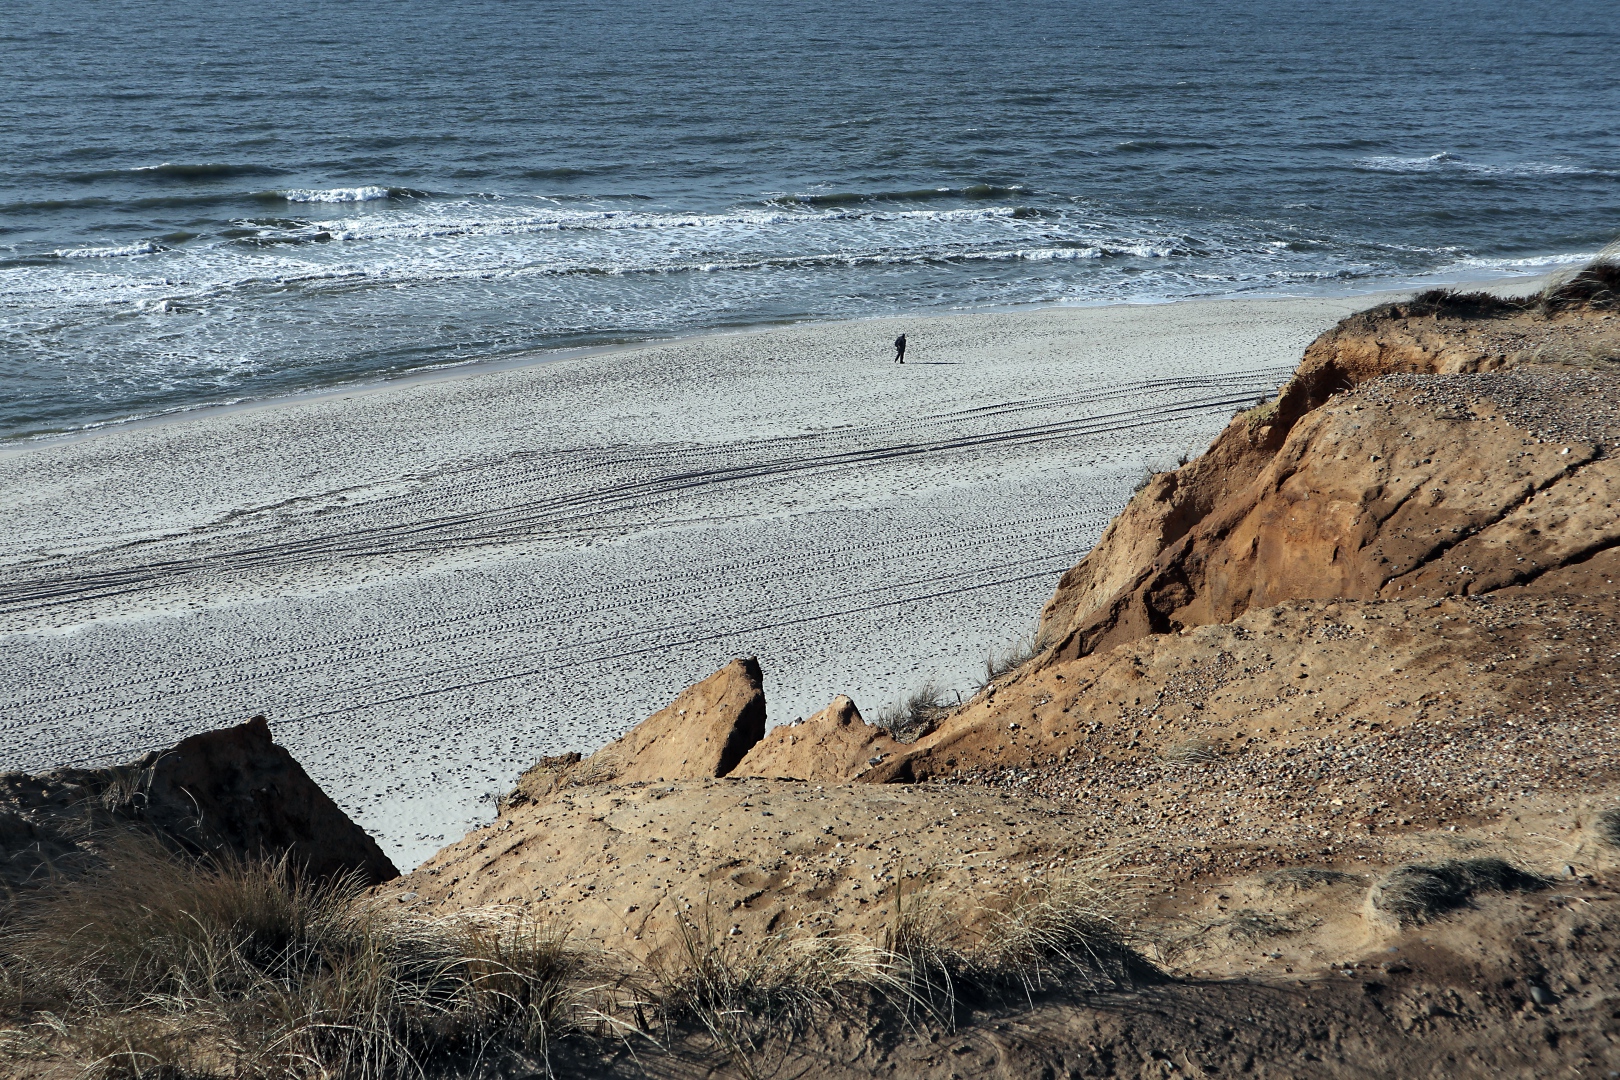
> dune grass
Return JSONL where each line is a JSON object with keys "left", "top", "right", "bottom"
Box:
{"left": 2, "top": 832, "right": 1148, "bottom": 1078}
{"left": 1260, "top": 867, "right": 1361, "bottom": 892}
{"left": 1594, "top": 807, "right": 1620, "bottom": 849}
{"left": 630, "top": 867, "right": 1144, "bottom": 1078}
{"left": 982, "top": 627, "right": 1042, "bottom": 688}
{"left": 1157, "top": 738, "right": 1222, "bottom": 767}
{"left": 1370, "top": 857, "right": 1550, "bottom": 926}
{"left": 1401, "top": 244, "right": 1619, "bottom": 321}
{"left": 0, "top": 835, "right": 589, "bottom": 1079}
{"left": 875, "top": 678, "right": 955, "bottom": 743}
{"left": 644, "top": 908, "right": 913, "bottom": 1077}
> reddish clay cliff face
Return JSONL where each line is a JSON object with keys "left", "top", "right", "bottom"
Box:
{"left": 1038, "top": 289, "right": 1620, "bottom": 662}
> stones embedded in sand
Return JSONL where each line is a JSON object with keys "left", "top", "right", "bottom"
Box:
{"left": 732, "top": 694, "right": 893, "bottom": 781}
{"left": 0, "top": 714, "right": 398, "bottom": 888}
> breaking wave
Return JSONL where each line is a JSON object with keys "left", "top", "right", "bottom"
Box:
{"left": 278, "top": 185, "right": 397, "bottom": 203}
{"left": 51, "top": 241, "right": 164, "bottom": 258}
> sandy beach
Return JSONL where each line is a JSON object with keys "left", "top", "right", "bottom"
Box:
{"left": 0, "top": 294, "right": 1388, "bottom": 867}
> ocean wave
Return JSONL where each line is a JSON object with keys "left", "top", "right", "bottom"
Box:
{"left": 1354, "top": 152, "right": 1602, "bottom": 177}
{"left": 1449, "top": 250, "right": 1600, "bottom": 270}
{"left": 447, "top": 238, "right": 1177, "bottom": 277}
{"left": 274, "top": 201, "right": 1033, "bottom": 245}
{"left": 958, "top": 241, "right": 1172, "bottom": 262}
{"left": 991, "top": 246, "right": 1102, "bottom": 261}
{"left": 3, "top": 192, "right": 245, "bottom": 215}
{"left": 1112, "top": 139, "right": 1219, "bottom": 153}
{"left": 1, "top": 232, "right": 1187, "bottom": 301}
{"left": 277, "top": 185, "right": 397, "bottom": 203}
{"left": 0, "top": 195, "right": 116, "bottom": 214}
{"left": 519, "top": 166, "right": 605, "bottom": 180}
{"left": 51, "top": 241, "right": 165, "bottom": 258}
{"left": 134, "top": 162, "right": 288, "bottom": 180}
{"left": 770, "top": 184, "right": 1026, "bottom": 207}
{"left": 67, "top": 162, "right": 288, "bottom": 183}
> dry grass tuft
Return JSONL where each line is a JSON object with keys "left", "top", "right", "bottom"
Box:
{"left": 1158, "top": 738, "right": 1221, "bottom": 766}
{"left": 1370, "top": 857, "right": 1550, "bottom": 926}
{"left": 644, "top": 908, "right": 912, "bottom": 1077}
{"left": 876, "top": 679, "right": 955, "bottom": 743}
{"left": 969, "top": 873, "right": 1142, "bottom": 996}
{"left": 0, "top": 833, "right": 591, "bottom": 1079}
{"left": 1594, "top": 807, "right": 1620, "bottom": 849}
{"left": 3, "top": 839, "right": 1149, "bottom": 1077}
{"left": 1260, "top": 867, "right": 1361, "bottom": 892}
{"left": 982, "top": 628, "right": 1041, "bottom": 688}
{"left": 1219, "top": 910, "right": 1295, "bottom": 945}
{"left": 1541, "top": 240, "right": 1620, "bottom": 311}
{"left": 640, "top": 867, "right": 1148, "bottom": 1070}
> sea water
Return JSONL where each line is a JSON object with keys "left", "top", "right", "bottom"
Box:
{"left": 2, "top": 0, "right": 1616, "bottom": 438}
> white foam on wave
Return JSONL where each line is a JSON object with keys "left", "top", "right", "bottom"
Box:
{"left": 948, "top": 242, "right": 1172, "bottom": 263}
{"left": 1354, "top": 152, "right": 1597, "bottom": 177}
{"left": 286, "top": 200, "right": 1027, "bottom": 245}
{"left": 1450, "top": 250, "right": 1599, "bottom": 271}
{"left": 53, "top": 241, "right": 163, "bottom": 258}
{"left": 1008, "top": 246, "right": 1104, "bottom": 261}
{"left": 281, "top": 186, "right": 392, "bottom": 204}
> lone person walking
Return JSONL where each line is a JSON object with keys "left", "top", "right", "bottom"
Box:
{"left": 893, "top": 332, "right": 907, "bottom": 364}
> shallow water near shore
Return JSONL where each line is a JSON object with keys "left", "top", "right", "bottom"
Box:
{"left": 3, "top": 0, "right": 1617, "bottom": 438}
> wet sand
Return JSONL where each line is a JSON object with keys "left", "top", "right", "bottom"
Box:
{"left": 0, "top": 294, "right": 1390, "bottom": 867}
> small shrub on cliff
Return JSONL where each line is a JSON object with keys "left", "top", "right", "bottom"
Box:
{"left": 1241, "top": 397, "right": 1278, "bottom": 430}
{"left": 1403, "top": 288, "right": 1522, "bottom": 319}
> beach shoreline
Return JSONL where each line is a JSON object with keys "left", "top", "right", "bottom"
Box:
{"left": 1, "top": 262, "right": 1565, "bottom": 456}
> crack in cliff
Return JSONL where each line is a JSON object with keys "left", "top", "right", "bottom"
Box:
{"left": 1375, "top": 449, "right": 1609, "bottom": 594}
{"left": 1462, "top": 532, "right": 1620, "bottom": 598}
